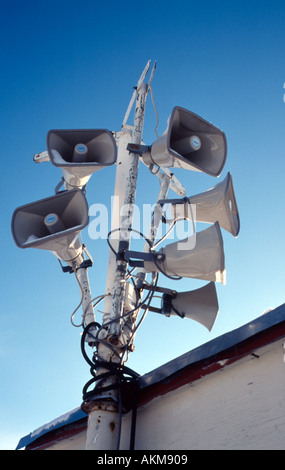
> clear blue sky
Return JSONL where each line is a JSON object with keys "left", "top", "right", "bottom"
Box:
{"left": 1, "top": 0, "right": 285, "bottom": 449}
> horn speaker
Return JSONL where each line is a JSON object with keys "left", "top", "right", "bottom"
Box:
{"left": 47, "top": 129, "right": 117, "bottom": 188}
{"left": 143, "top": 106, "right": 227, "bottom": 176}
{"left": 144, "top": 222, "right": 226, "bottom": 284}
{"left": 162, "top": 281, "right": 219, "bottom": 331}
{"left": 11, "top": 189, "right": 89, "bottom": 266}
{"left": 171, "top": 172, "right": 240, "bottom": 237}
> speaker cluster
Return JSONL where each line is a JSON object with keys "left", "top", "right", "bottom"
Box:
{"left": 11, "top": 104, "right": 240, "bottom": 332}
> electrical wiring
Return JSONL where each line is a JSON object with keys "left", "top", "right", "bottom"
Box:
{"left": 120, "top": 273, "right": 159, "bottom": 363}
{"left": 151, "top": 219, "right": 177, "bottom": 250}
{"left": 107, "top": 226, "right": 153, "bottom": 256}
{"left": 80, "top": 214, "right": 179, "bottom": 371}
{"left": 80, "top": 270, "right": 157, "bottom": 375}
{"left": 80, "top": 217, "right": 173, "bottom": 449}
{"left": 71, "top": 268, "right": 109, "bottom": 328}
{"left": 81, "top": 207, "right": 193, "bottom": 410}
{"left": 148, "top": 207, "right": 197, "bottom": 281}
{"left": 151, "top": 251, "right": 182, "bottom": 281}
{"left": 80, "top": 268, "right": 159, "bottom": 450}
{"left": 70, "top": 297, "right": 84, "bottom": 327}
{"left": 86, "top": 275, "right": 156, "bottom": 359}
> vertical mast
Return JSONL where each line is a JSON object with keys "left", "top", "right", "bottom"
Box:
{"left": 84, "top": 62, "right": 152, "bottom": 450}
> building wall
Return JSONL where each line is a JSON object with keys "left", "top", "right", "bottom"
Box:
{"left": 30, "top": 337, "right": 285, "bottom": 450}
{"left": 44, "top": 430, "right": 86, "bottom": 451}
{"left": 120, "top": 339, "right": 285, "bottom": 450}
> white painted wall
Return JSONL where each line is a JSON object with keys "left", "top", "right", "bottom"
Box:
{"left": 120, "top": 339, "right": 285, "bottom": 450}
{"left": 40, "top": 338, "right": 285, "bottom": 450}
{"left": 44, "top": 430, "right": 86, "bottom": 451}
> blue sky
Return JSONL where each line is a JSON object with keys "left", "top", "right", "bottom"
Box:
{"left": 1, "top": 0, "right": 285, "bottom": 449}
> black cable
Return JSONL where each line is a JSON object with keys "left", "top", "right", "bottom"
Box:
{"left": 80, "top": 320, "right": 140, "bottom": 440}
{"left": 81, "top": 323, "right": 140, "bottom": 397}
{"left": 80, "top": 274, "right": 157, "bottom": 450}
{"left": 129, "top": 380, "right": 139, "bottom": 450}
{"left": 107, "top": 227, "right": 153, "bottom": 260}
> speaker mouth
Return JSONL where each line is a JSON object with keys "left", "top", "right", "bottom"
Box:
{"left": 11, "top": 189, "right": 89, "bottom": 248}
{"left": 225, "top": 173, "right": 240, "bottom": 237}
{"left": 170, "top": 172, "right": 240, "bottom": 237}
{"left": 167, "top": 106, "right": 227, "bottom": 176}
{"left": 47, "top": 129, "right": 117, "bottom": 167}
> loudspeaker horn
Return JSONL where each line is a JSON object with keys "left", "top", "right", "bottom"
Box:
{"left": 142, "top": 106, "right": 227, "bottom": 176}
{"left": 47, "top": 129, "right": 117, "bottom": 189}
{"left": 144, "top": 222, "right": 226, "bottom": 284}
{"left": 162, "top": 282, "right": 219, "bottom": 331}
{"left": 171, "top": 172, "right": 240, "bottom": 237}
{"left": 12, "top": 189, "right": 89, "bottom": 267}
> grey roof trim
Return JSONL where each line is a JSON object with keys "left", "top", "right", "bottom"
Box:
{"left": 139, "top": 303, "right": 285, "bottom": 389}
{"left": 16, "top": 407, "right": 87, "bottom": 450}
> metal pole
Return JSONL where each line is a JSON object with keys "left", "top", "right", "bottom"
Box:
{"left": 83, "top": 65, "right": 150, "bottom": 450}
{"left": 75, "top": 267, "right": 97, "bottom": 342}
{"left": 110, "top": 80, "right": 148, "bottom": 340}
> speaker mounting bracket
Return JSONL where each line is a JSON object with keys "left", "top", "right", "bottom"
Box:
{"left": 123, "top": 249, "right": 165, "bottom": 268}
{"left": 158, "top": 196, "right": 190, "bottom": 205}
{"left": 126, "top": 143, "right": 151, "bottom": 156}
{"left": 55, "top": 177, "right": 87, "bottom": 194}
{"left": 141, "top": 283, "right": 177, "bottom": 297}
{"left": 59, "top": 258, "right": 93, "bottom": 274}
